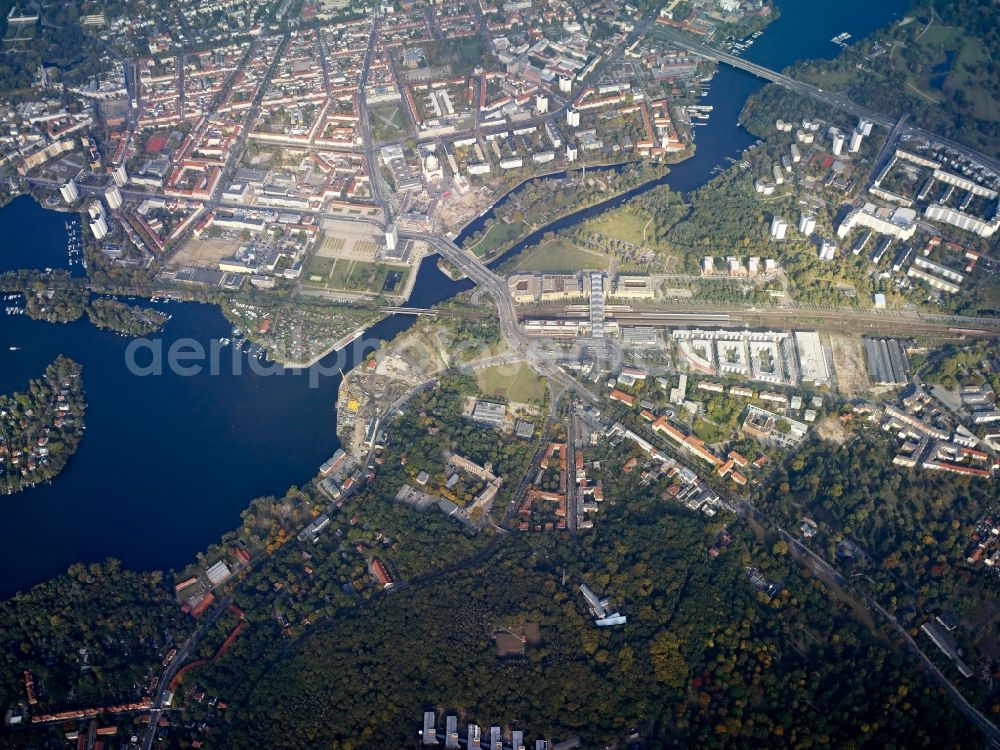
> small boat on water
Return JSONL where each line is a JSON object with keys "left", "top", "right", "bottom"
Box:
{"left": 9, "top": 346, "right": 19, "bottom": 351}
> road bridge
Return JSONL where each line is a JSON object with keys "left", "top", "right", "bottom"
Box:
{"left": 654, "top": 25, "right": 1000, "bottom": 175}
{"left": 378, "top": 306, "right": 488, "bottom": 318}
{"left": 400, "top": 229, "right": 602, "bottom": 407}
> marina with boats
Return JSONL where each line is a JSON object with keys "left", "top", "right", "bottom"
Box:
{"left": 64, "top": 220, "right": 86, "bottom": 271}
{"left": 831, "top": 31, "right": 852, "bottom": 47}
{"left": 721, "top": 29, "right": 763, "bottom": 57}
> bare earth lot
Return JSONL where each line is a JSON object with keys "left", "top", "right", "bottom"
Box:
{"left": 829, "top": 334, "right": 870, "bottom": 396}
{"left": 168, "top": 237, "right": 238, "bottom": 268}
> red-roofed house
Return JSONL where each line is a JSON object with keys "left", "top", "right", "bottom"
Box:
{"left": 609, "top": 389, "right": 636, "bottom": 407}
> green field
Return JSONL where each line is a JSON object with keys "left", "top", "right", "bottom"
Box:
{"left": 514, "top": 239, "right": 611, "bottom": 273}
{"left": 587, "top": 208, "right": 651, "bottom": 245}
{"left": 323, "top": 259, "right": 351, "bottom": 289}
{"left": 952, "top": 38, "right": 996, "bottom": 120}
{"left": 347, "top": 261, "right": 389, "bottom": 291}
{"left": 882, "top": 24, "right": 997, "bottom": 120}
{"left": 476, "top": 361, "right": 547, "bottom": 406}
{"left": 909, "top": 31, "right": 996, "bottom": 117}
{"left": 304, "top": 258, "right": 409, "bottom": 294}
{"left": 692, "top": 417, "right": 727, "bottom": 445}
{"left": 467, "top": 219, "right": 526, "bottom": 258}
{"left": 304, "top": 256, "right": 336, "bottom": 280}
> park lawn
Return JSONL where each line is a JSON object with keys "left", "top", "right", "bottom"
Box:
{"left": 468, "top": 219, "right": 526, "bottom": 258}
{"left": 972, "top": 276, "right": 1000, "bottom": 315}
{"left": 370, "top": 103, "right": 407, "bottom": 142}
{"left": 476, "top": 361, "right": 547, "bottom": 406}
{"left": 515, "top": 239, "right": 611, "bottom": 273}
{"left": 887, "top": 42, "right": 946, "bottom": 104}
{"left": 952, "top": 38, "right": 1000, "bottom": 122}
{"left": 889, "top": 26, "right": 997, "bottom": 116}
{"left": 692, "top": 417, "right": 727, "bottom": 445}
{"left": 588, "top": 208, "right": 650, "bottom": 245}
{"left": 320, "top": 259, "right": 408, "bottom": 293}
{"left": 918, "top": 24, "right": 963, "bottom": 48}
{"left": 325, "top": 259, "right": 355, "bottom": 289}
{"left": 346, "top": 260, "right": 392, "bottom": 292}
{"left": 803, "top": 67, "right": 857, "bottom": 90}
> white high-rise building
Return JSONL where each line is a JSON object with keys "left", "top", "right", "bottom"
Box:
{"left": 770, "top": 216, "right": 787, "bottom": 240}
{"left": 535, "top": 93, "right": 548, "bottom": 113}
{"left": 59, "top": 179, "right": 79, "bottom": 204}
{"left": 859, "top": 118, "right": 873, "bottom": 136}
{"left": 385, "top": 223, "right": 398, "bottom": 251}
{"left": 559, "top": 76, "right": 572, "bottom": 94}
{"left": 799, "top": 214, "right": 816, "bottom": 235}
{"left": 105, "top": 185, "right": 123, "bottom": 209}
{"left": 849, "top": 129, "right": 864, "bottom": 153}
{"left": 565, "top": 143, "right": 578, "bottom": 162}
{"left": 90, "top": 214, "right": 109, "bottom": 240}
{"left": 566, "top": 109, "right": 580, "bottom": 127}
{"left": 831, "top": 129, "right": 844, "bottom": 156}
{"left": 112, "top": 165, "right": 128, "bottom": 187}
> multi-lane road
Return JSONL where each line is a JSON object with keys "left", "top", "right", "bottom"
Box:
{"left": 402, "top": 229, "right": 602, "bottom": 405}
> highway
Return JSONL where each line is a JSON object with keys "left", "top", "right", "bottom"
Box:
{"left": 654, "top": 25, "right": 1000, "bottom": 176}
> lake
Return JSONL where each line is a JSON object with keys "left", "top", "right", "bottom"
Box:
{"left": 0, "top": 0, "right": 909, "bottom": 598}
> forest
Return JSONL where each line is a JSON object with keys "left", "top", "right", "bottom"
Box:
{"left": 24, "top": 290, "right": 170, "bottom": 335}
{"left": 0, "top": 560, "right": 188, "bottom": 713}
{"left": 215, "top": 452, "right": 978, "bottom": 749}
{"left": 759, "top": 428, "right": 1000, "bottom": 712}
{"left": 24, "top": 288, "right": 88, "bottom": 323}
{"left": 87, "top": 299, "right": 170, "bottom": 336}
{"left": 0, "top": 360, "right": 993, "bottom": 747}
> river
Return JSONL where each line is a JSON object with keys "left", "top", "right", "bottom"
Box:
{"left": 0, "top": 0, "right": 908, "bottom": 598}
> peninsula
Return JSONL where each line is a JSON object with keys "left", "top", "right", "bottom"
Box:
{"left": 0, "top": 357, "right": 86, "bottom": 496}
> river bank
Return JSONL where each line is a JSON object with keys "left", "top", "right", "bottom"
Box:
{"left": 0, "top": 0, "right": 911, "bottom": 598}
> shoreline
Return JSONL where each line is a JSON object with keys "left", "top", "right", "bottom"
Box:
{"left": 280, "top": 324, "right": 375, "bottom": 370}
{"left": 450, "top": 158, "right": 646, "bottom": 241}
